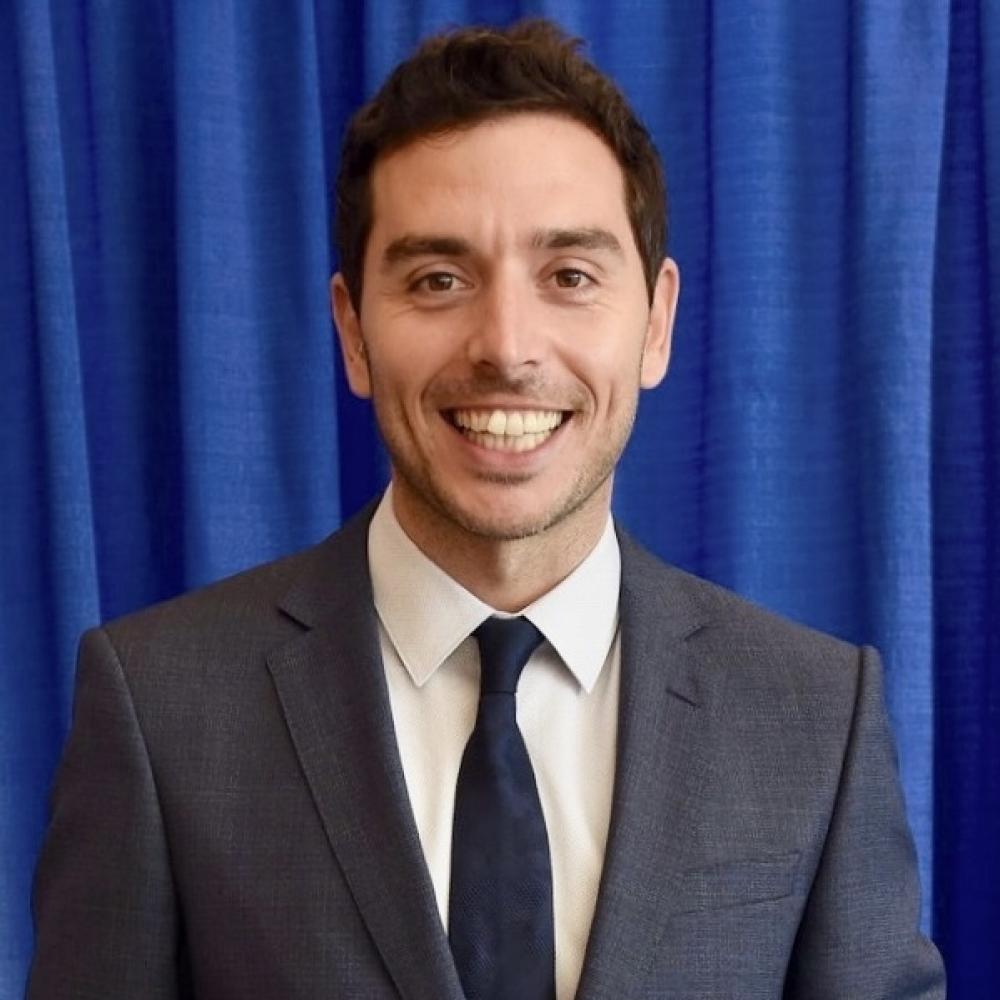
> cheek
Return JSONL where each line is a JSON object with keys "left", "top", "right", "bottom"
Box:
{"left": 365, "top": 309, "right": 459, "bottom": 380}
{"left": 365, "top": 348, "right": 445, "bottom": 428}
{"left": 567, "top": 335, "right": 646, "bottom": 405}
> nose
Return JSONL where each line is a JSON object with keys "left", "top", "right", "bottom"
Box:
{"left": 466, "top": 268, "right": 540, "bottom": 373}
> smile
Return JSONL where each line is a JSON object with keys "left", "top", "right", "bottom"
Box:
{"left": 447, "top": 408, "right": 566, "bottom": 452}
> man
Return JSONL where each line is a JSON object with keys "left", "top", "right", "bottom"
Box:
{"left": 30, "top": 19, "right": 945, "bottom": 1000}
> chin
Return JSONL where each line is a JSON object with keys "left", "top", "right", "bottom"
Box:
{"left": 432, "top": 478, "right": 607, "bottom": 544}
{"left": 437, "top": 501, "right": 557, "bottom": 543}
{"left": 391, "top": 452, "right": 614, "bottom": 546}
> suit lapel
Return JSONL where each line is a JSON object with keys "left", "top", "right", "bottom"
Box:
{"left": 264, "top": 512, "right": 722, "bottom": 1000}
{"left": 265, "top": 508, "right": 464, "bottom": 1000}
{"left": 577, "top": 531, "right": 717, "bottom": 1000}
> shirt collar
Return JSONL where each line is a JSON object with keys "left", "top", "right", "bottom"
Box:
{"left": 368, "top": 488, "right": 621, "bottom": 693}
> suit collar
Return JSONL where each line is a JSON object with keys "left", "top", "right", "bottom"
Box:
{"left": 269, "top": 503, "right": 465, "bottom": 1000}
{"left": 274, "top": 500, "right": 378, "bottom": 630}
{"left": 577, "top": 527, "right": 718, "bottom": 999}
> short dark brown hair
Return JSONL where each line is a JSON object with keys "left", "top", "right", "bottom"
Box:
{"left": 334, "top": 19, "right": 667, "bottom": 308}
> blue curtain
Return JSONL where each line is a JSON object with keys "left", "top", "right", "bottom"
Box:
{"left": 2, "top": 1, "right": 996, "bottom": 996}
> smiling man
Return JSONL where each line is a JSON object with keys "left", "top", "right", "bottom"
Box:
{"left": 332, "top": 111, "right": 676, "bottom": 612}
{"left": 30, "top": 20, "right": 944, "bottom": 1000}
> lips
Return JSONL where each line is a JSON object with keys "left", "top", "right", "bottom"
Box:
{"left": 446, "top": 408, "right": 566, "bottom": 452}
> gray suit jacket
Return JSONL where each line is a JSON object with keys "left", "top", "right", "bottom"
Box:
{"left": 29, "top": 505, "right": 945, "bottom": 999}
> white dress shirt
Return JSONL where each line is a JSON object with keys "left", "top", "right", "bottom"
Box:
{"left": 368, "top": 489, "right": 622, "bottom": 1000}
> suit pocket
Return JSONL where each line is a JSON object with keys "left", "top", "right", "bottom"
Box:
{"left": 678, "top": 850, "right": 801, "bottom": 913}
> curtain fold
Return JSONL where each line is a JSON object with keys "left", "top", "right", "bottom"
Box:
{"left": 2, "top": 1, "right": 996, "bottom": 996}
{"left": 2, "top": 4, "right": 99, "bottom": 985}
{"left": 931, "top": 1, "right": 1000, "bottom": 995}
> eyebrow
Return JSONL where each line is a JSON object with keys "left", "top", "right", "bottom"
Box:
{"left": 380, "top": 226, "right": 626, "bottom": 270}
{"left": 382, "top": 235, "right": 473, "bottom": 268}
{"left": 530, "top": 227, "right": 625, "bottom": 257}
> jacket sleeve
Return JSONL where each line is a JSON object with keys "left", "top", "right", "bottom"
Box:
{"left": 783, "top": 646, "right": 946, "bottom": 999}
{"left": 27, "top": 626, "right": 189, "bottom": 1000}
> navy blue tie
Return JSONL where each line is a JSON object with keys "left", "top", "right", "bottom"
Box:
{"left": 449, "top": 616, "right": 555, "bottom": 1000}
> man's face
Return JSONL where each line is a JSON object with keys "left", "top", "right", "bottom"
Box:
{"left": 333, "top": 112, "right": 678, "bottom": 545}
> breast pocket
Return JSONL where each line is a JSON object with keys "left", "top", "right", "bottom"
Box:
{"left": 677, "top": 849, "right": 801, "bottom": 913}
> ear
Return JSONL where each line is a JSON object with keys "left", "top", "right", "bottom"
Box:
{"left": 639, "top": 257, "right": 680, "bottom": 389}
{"left": 331, "top": 273, "right": 372, "bottom": 399}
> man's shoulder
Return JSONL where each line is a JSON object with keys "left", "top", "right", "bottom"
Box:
{"left": 617, "top": 527, "right": 864, "bottom": 707}
{"left": 96, "top": 503, "right": 374, "bottom": 663}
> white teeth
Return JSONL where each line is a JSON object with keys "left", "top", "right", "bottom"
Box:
{"left": 451, "top": 408, "right": 564, "bottom": 437}
{"left": 449, "top": 408, "right": 568, "bottom": 453}
{"left": 464, "top": 430, "right": 551, "bottom": 452}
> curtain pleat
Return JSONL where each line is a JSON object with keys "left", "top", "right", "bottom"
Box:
{"left": 931, "top": 1, "right": 1000, "bottom": 995}
{"left": 2, "top": 2, "right": 100, "bottom": 986}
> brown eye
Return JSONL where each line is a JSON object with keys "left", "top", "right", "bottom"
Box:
{"left": 421, "top": 273, "right": 457, "bottom": 292}
{"left": 554, "top": 269, "right": 588, "bottom": 288}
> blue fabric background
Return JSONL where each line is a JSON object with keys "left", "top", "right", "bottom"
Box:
{"left": 2, "top": 1, "right": 996, "bottom": 996}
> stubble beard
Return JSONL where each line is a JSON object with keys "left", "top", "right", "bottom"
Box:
{"left": 371, "top": 387, "right": 639, "bottom": 546}
{"left": 394, "top": 454, "right": 617, "bottom": 544}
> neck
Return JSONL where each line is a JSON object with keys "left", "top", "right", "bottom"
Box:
{"left": 390, "top": 484, "right": 612, "bottom": 612}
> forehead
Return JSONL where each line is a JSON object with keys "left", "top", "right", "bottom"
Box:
{"left": 367, "top": 113, "right": 632, "bottom": 247}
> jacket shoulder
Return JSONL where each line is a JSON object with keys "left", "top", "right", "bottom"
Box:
{"left": 620, "top": 528, "right": 854, "bottom": 650}
{"left": 97, "top": 502, "right": 374, "bottom": 664}
{"left": 617, "top": 527, "right": 864, "bottom": 715}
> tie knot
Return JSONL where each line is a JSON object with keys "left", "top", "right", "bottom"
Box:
{"left": 474, "top": 616, "right": 544, "bottom": 695}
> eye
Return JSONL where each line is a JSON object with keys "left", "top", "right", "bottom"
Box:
{"left": 412, "top": 271, "right": 462, "bottom": 293}
{"left": 552, "top": 268, "right": 592, "bottom": 289}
